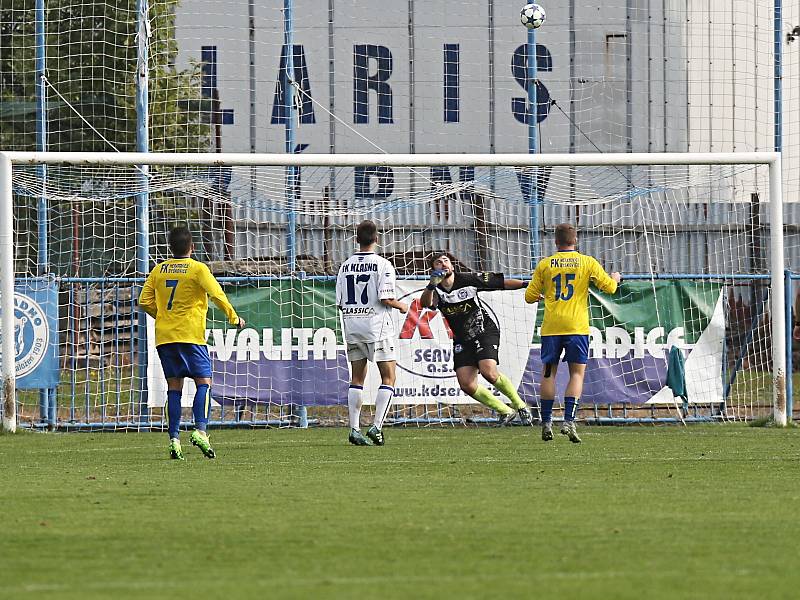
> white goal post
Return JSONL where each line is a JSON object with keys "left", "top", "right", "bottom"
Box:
{"left": 0, "top": 151, "right": 786, "bottom": 431}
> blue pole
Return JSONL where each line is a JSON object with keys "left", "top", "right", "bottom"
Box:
{"left": 774, "top": 0, "right": 782, "bottom": 153}
{"left": 775, "top": 1, "right": 786, "bottom": 420}
{"left": 35, "top": 0, "right": 47, "bottom": 274}
{"left": 35, "top": 0, "right": 51, "bottom": 426}
{"left": 135, "top": 0, "right": 150, "bottom": 422}
{"left": 527, "top": 26, "right": 539, "bottom": 271}
{"left": 786, "top": 271, "right": 793, "bottom": 421}
{"left": 283, "top": 0, "right": 302, "bottom": 421}
{"left": 284, "top": 0, "right": 297, "bottom": 273}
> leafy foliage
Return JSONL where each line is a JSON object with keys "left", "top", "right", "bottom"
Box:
{"left": 1, "top": 1, "right": 212, "bottom": 276}
{"left": 0, "top": 0, "right": 211, "bottom": 152}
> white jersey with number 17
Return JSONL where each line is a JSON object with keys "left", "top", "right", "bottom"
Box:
{"left": 335, "top": 252, "right": 398, "bottom": 343}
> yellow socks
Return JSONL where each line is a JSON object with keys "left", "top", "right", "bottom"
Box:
{"left": 494, "top": 373, "right": 526, "bottom": 410}
{"left": 471, "top": 385, "right": 513, "bottom": 414}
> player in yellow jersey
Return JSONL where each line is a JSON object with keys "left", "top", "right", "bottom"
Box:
{"left": 138, "top": 226, "right": 244, "bottom": 460}
{"left": 525, "top": 223, "right": 621, "bottom": 443}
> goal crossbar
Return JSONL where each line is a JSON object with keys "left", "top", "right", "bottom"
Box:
{"left": 0, "top": 150, "right": 782, "bottom": 167}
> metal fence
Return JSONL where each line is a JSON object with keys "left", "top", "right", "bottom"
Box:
{"left": 4, "top": 272, "right": 794, "bottom": 430}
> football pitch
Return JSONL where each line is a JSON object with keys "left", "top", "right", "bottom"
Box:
{"left": 2, "top": 425, "right": 799, "bottom": 600}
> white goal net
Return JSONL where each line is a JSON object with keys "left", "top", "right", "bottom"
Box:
{"left": 0, "top": 152, "right": 788, "bottom": 431}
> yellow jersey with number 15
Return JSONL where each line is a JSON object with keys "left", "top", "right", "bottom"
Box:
{"left": 138, "top": 257, "right": 240, "bottom": 347}
{"left": 524, "top": 250, "right": 617, "bottom": 336}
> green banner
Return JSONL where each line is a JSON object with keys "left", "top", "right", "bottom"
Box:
{"left": 163, "top": 278, "right": 726, "bottom": 406}
{"left": 531, "top": 280, "right": 721, "bottom": 345}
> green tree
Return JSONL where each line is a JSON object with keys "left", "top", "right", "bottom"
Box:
{"left": 0, "top": 0, "right": 211, "bottom": 152}
{"left": 1, "top": 0, "right": 213, "bottom": 276}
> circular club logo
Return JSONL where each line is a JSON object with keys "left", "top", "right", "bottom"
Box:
{"left": 12, "top": 293, "right": 50, "bottom": 377}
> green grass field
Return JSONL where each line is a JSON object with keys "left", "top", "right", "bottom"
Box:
{"left": 2, "top": 425, "right": 800, "bottom": 600}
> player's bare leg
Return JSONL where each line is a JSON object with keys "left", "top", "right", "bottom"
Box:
{"left": 564, "top": 362, "right": 586, "bottom": 399}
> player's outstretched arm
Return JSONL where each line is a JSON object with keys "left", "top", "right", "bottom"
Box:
{"left": 503, "top": 278, "right": 526, "bottom": 290}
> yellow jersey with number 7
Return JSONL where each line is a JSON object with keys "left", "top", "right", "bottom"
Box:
{"left": 138, "top": 257, "right": 240, "bottom": 346}
{"left": 525, "top": 250, "right": 618, "bottom": 336}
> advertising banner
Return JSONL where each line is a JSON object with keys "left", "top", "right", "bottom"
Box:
{"left": 147, "top": 281, "right": 348, "bottom": 407}
{"left": 0, "top": 280, "right": 60, "bottom": 389}
{"left": 148, "top": 279, "right": 723, "bottom": 407}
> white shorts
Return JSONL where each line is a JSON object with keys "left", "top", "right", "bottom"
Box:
{"left": 346, "top": 338, "right": 396, "bottom": 363}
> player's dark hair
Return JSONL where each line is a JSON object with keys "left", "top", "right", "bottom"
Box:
{"left": 428, "top": 251, "right": 456, "bottom": 270}
{"left": 169, "top": 226, "right": 193, "bottom": 257}
{"left": 356, "top": 220, "right": 378, "bottom": 247}
{"left": 555, "top": 223, "right": 577, "bottom": 248}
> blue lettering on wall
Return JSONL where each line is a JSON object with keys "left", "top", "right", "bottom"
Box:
{"left": 201, "top": 46, "right": 234, "bottom": 125}
{"left": 429, "top": 167, "right": 453, "bottom": 219}
{"left": 427, "top": 167, "right": 475, "bottom": 194}
{"left": 515, "top": 165, "right": 551, "bottom": 204}
{"left": 272, "top": 44, "right": 316, "bottom": 124}
{"left": 355, "top": 166, "right": 395, "bottom": 200}
{"left": 459, "top": 167, "right": 474, "bottom": 185}
{"left": 201, "top": 46, "right": 217, "bottom": 97}
{"left": 430, "top": 166, "right": 452, "bottom": 187}
{"left": 353, "top": 45, "right": 393, "bottom": 124}
{"left": 209, "top": 165, "right": 233, "bottom": 193}
{"left": 443, "top": 44, "right": 459, "bottom": 123}
{"left": 511, "top": 44, "right": 552, "bottom": 124}
{"left": 428, "top": 168, "right": 475, "bottom": 220}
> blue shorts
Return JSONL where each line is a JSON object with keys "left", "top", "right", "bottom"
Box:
{"left": 157, "top": 343, "right": 212, "bottom": 379}
{"left": 540, "top": 335, "right": 590, "bottom": 365}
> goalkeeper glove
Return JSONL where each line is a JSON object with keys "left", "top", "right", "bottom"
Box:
{"left": 429, "top": 269, "right": 447, "bottom": 286}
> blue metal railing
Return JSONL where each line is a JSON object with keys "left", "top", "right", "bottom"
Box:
{"left": 5, "top": 272, "right": 794, "bottom": 430}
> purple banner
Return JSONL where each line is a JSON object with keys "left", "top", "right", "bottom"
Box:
{"left": 212, "top": 356, "right": 350, "bottom": 405}
{"left": 519, "top": 350, "right": 669, "bottom": 405}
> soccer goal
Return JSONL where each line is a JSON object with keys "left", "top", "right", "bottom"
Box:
{"left": 0, "top": 151, "right": 788, "bottom": 432}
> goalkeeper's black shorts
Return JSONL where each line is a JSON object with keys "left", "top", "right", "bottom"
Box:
{"left": 452, "top": 332, "right": 500, "bottom": 369}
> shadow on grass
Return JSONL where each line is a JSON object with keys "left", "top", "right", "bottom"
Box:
{"left": 748, "top": 416, "right": 799, "bottom": 428}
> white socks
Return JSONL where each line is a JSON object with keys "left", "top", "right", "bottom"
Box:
{"left": 373, "top": 385, "right": 395, "bottom": 430}
{"left": 348, "top": 385, "right": 363, "bottom": 430}
{"left": 349, "top": 384, "right": 395, "bottom": 431}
